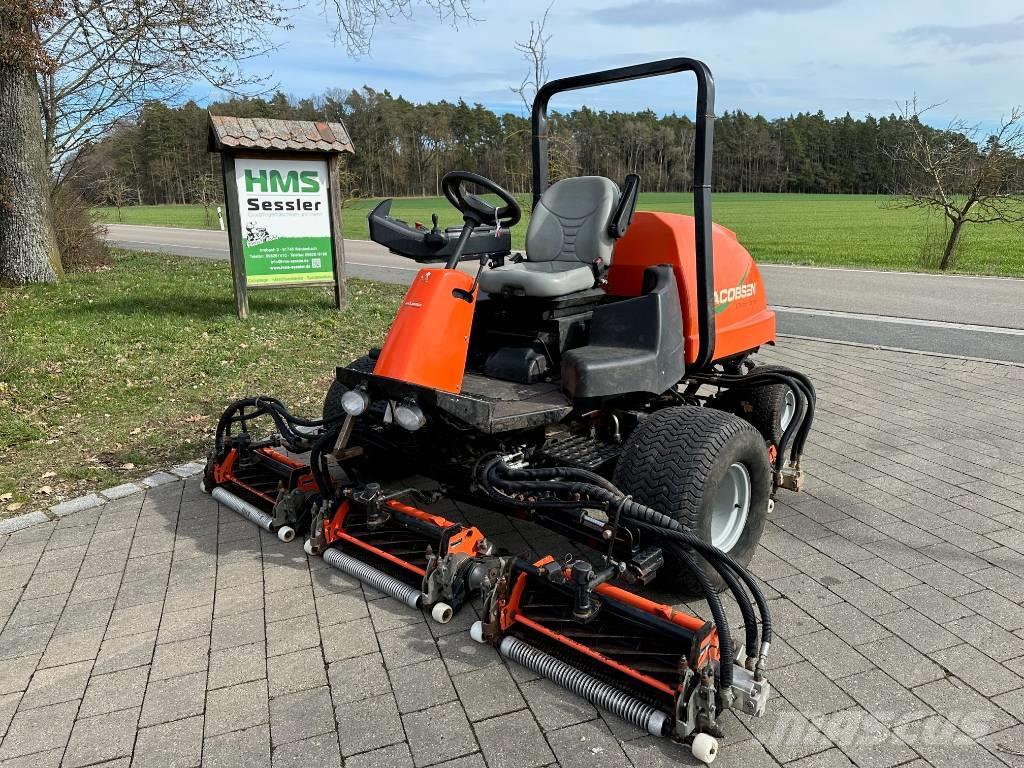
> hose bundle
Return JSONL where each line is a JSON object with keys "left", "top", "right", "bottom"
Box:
{"left": 477, "top": 456, "right": 775, "bottom": 692}
{"left": 694, "top": 367, "right": 816, "bottom": 476}
{"left": 214, "top": 396, "right": 345, "bottom": 453}
{"left": 214, "top": 397, "right": 345, "bottom": 500}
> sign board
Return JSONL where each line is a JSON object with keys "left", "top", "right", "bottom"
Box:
{"left": 235, "top": 157, "right": 336, "bottom": 286}
{"left": 209, "top": 114, "right": 353, "bottom": 320}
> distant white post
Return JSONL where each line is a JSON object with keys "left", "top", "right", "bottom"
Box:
{"left": 216, "top": 206, "right": 225, "bottom": 231}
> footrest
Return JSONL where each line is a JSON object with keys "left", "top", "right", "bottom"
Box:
{"left": 538, "top": 435, "right": 621, "bottom": 471}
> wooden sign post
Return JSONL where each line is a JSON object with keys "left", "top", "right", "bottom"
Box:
{"left": 209, "top": 115, "right": 355, "bottom": 319}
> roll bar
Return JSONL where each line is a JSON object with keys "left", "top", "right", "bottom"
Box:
{"left": 531, "top": 57, "right": 717, "bottom": 371}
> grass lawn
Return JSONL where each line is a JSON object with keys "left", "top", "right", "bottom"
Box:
{"left": 0, "top": 251, "right": 403, "bottom": 516}
{"left": 95, "top": 193, "right": 1024, "bottom": 276}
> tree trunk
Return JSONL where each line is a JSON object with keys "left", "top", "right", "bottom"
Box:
{"left": 0, "top": 58, "right": 61, "bottom": 283}
{"left": 939, "top": 217, "right": 964, "bottom": 271}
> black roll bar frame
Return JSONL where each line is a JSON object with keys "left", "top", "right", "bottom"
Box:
{"left": 531, "top": 58, "right": 717, "bottom": 370}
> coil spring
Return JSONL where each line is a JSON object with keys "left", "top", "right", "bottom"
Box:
{"left": 212, "top": 487, "right": 274, "bottom": 532}
{"left": 323, "top": 548, "right": 422, "bottom": 609}
{"left": 499, "top": 635, "right": 669, "bottom": 736}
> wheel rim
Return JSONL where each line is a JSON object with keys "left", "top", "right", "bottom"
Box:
{"left": 780, "top": 389, "right": 797, "bottom": 434}
{"left": 710, "top": 462, "right": 751, "bottom": 552}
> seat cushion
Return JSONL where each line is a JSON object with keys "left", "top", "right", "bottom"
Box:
{"left": 477, "top": 261, "right": 596, "bottom": 298}
{"left": 526, "top": 176, "right": 620, "bottom": 266}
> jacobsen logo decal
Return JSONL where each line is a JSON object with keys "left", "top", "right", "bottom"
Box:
{"left": 714, "top": 267, "right": 756, "bottom": 314}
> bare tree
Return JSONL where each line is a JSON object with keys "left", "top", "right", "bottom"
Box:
{"left": 332, "top": 159, "right": 363, "bottom": 210}
{"left": 38, "top": 0, "right": 291, "bottom": 174}
{"left": 888, "top": 100, "right": 1024, "bottom": 270}
{"left": 508, "top": 4, "right": 574, "bottom": 183}
{"left": 510, "top": 2, "right": 553, "bottom": 112}
{"left": 320, "top": 0, "right": 474, "bottom": 56}
{"left": 2, "top": 0, "right": 479, "bottom": 284}
{"left": 97, "top": 171, "right": 133, "bottom": 222}
{"left": 191, "top": 174, "right": 222, "bottom": 227}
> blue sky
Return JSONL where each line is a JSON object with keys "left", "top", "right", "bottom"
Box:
{"left": 205, "top": 0, "right": 1023, "bottom": 128}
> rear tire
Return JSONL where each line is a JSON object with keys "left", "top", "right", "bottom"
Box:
{"left": 612, "top": 405, "right": 771, "bottom": 596}
{"left": 713, "top": 364, "right": 796, "bottom": 446}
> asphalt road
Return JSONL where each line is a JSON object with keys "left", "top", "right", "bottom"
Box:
{"left": 104, "top": 223, "right": 1024, "bottom": 364}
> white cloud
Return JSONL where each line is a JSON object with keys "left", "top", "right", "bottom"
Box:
{"left": 205, "top": 0, "right": 1023, "bottom": 127}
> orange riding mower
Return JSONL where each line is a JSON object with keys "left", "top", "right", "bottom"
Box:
{"left": 204, "top": 395, "right": 773, "bottom": 763}
{"left": 203, "top": 57, "right": 820, "bottom": 763}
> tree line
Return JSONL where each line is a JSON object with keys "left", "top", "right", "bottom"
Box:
{"left": 71, "top": 88, "right": 951, "bottom": 207}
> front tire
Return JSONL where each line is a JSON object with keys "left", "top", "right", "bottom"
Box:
{"left": 322, "top": 377, "right": 349, "bottom": 422}
{"left": 612, "top": 405, "right": 771, "bottom": 596}
{"left": 322, "top": 375, "right": 401, "bottom": 483}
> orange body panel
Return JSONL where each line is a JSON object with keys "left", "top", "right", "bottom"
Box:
{"left": 607, "top": 212, "right": 776, "bottom": 365}
{"left": 385, "top": 499, "right": 457, "bottom": 529}
{"left": 374, "top": 268, "right": 476, "bottom": 394}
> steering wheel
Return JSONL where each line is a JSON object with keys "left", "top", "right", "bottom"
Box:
{"left": 441, "top": 171, "right": 521, "bottom": 228}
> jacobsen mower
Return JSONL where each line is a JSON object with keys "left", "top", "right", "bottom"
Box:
{"left": 204, "top": 58, "right": 815, "bottom": 763}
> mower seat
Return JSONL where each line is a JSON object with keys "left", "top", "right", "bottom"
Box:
{"left": 478, "top": 176, "right": 620, "bottom": 299}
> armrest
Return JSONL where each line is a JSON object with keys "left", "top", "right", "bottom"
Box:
{"left": 367, "top": 199, "right": 511, "bottom": 263}
{"left": 607, "top": 173, "right": 641, "bottom": 238}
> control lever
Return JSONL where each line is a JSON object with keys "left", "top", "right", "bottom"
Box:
{"left": 424, "top": 213, "right": 445, "bottom": 249}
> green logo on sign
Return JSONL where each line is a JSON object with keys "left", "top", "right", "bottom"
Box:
{"left": 244, "top": 169, "right": 320, "bottom": 193}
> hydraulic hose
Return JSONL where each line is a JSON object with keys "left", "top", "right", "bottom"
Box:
{"left": 497, "top": 464, "right": 623, "bottom": 495}
{"left": 308, "top": 425, "right": 341, "bottom": 500}
{"left": 571, "top": 482, "right": 773, "bottom": 644}
{"left": 479, "top": 458, "right": 773, "bottom": 684}
{"left": 214, "top": 396, "right": 348, "bottom": 453}
{"left": 491, "top": 461, "right": 774, "bottom": 651}
{"left": 710, "top": 548, "right": 759, "bottom": 661}
{"left": 492, "top": 468, "right": 763, "bottom": 660}
{"left": 633, "top": 517, "right": 773, "bottom": 648}
{"left": 694, "top": 368, "right": 817, "bottom": 461}
{"left": 668, "top": 543, "right": 735, "bottom": 689}
{"left": 699, "top": 376, "right": 807, "bottom": 471}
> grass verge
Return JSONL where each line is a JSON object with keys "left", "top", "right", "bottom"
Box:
{"left": 95, "top": 193, "right": 1024, "bottom": 277}
{"left": 0, "top": 250, "right": 402, "bottom": 516}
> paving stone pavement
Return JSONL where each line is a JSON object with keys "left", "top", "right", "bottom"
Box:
{"left": 1, "top": 337, "right": 1024, "bottom": 767}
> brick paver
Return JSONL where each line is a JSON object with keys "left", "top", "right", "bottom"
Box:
{"left": 1, "top": 338, "right": 1024, "bottom": 766}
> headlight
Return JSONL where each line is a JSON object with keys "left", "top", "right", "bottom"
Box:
{"left": 340, "top": 388, "right": 370, "bottom": 416}
{"left": 394, "top": 401, "right": 426, "bottom": 431}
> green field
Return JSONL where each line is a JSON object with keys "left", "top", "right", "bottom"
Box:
{"left": 94, "top": 193, "right": 1024, "bottom": 276}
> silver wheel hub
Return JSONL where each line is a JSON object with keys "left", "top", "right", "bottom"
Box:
{"left": 710, "top": 462, "right": 751, "bottom": 552}
{"left": 780, "top": 389, "right": 797, "bottom": 434}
